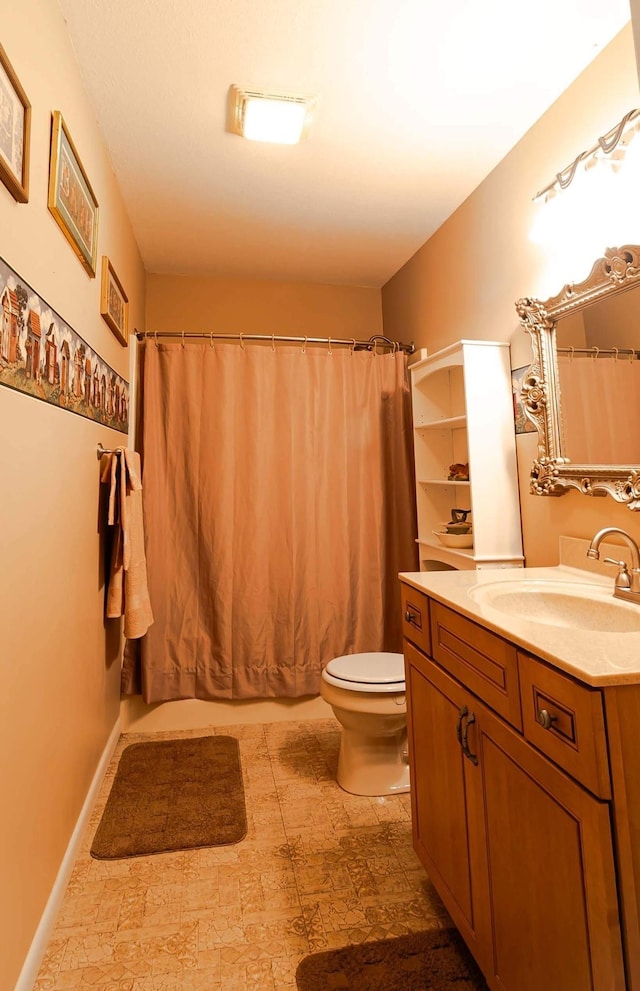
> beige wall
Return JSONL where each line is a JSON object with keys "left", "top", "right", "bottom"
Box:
{"left": 146, "top": 273, "right": 383, "bottom": 340}
{"left": 0, "top": 3, "right": 145, "bottom": 988}
{"left": 382, "top": 25, "right": 640, "bottom": 567}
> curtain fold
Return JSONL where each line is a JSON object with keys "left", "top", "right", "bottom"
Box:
{"left": 123, "top": 342, "right": 417, "bottom": 703}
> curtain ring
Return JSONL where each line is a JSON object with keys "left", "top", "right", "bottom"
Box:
{"left": 271, "top": 334, "right": 276, "bottom": 352}
{"left": 569, "top": 346, "right": 574, "bottom": 362}
{"left": 239, "top": 333, "right": 245, "bottom": 351}
{"left": 154, "top": 331, "right": 159, "bottom": 349}
{"left": 302, "top": 336, "right": 307, "bottom": 354}
{"left": 349, "top": 338, "right": 356, "bottom": 355}
{"left": 181, "top": 331, "right": 185, "bottom": 349}
{"left": 328, "top": 337, "right": 333, "bottom": 355}
{"left": 592, "top": 346, "right": 599, "bottom": 360}
{"left": 613, "top": 347, "right": 619, "bottom": 361}
{"left": 210, "top": 332, "right": 215, "bottom": 350}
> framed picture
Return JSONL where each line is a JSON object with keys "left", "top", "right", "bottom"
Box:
{"left": 100, "top": 256, "right": 129, "bottom": 346}
{"left": 48, "top": 111, "right": 99, "bottom": 276}
{"left": 0, "top": 43, "right": 31, "bottom": 203}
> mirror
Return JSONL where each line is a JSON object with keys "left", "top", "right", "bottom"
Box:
{"left": 515, "top": 245, "right": 640, "bottom": 510}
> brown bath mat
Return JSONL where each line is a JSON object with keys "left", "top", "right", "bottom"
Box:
{"left": 91, "top": 735, "right": 247, "bottom": 859}
{"left": 295, "top": 928, "right": 488, "bottom": 991}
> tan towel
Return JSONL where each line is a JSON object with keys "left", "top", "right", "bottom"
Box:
{"left": 100, "top": 448, "right": 154, "bottom": 639}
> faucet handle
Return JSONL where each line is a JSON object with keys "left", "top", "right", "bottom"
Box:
{"left": 603, "top": 558, "right": 632, "bottom": 589}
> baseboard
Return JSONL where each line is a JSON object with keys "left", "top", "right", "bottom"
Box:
{"left": 13, "top": 718, "right": 122, "bottom": 991}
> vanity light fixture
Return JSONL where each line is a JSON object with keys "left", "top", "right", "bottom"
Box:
{"left": 227, "top": 85, "right": 317, "bottom": 145}
{"left": 532, "top": 107, "right": 640, "bottom": 204}
{"left": 529, "top": 107, "right": 640, "bottom": 258}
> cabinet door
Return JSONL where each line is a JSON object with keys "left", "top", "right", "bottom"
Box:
{"left": 477, "top": 705, "right": 625, "bottom": 991}
{"left": 404, "top": 642, "right": 492, "bottom": 974}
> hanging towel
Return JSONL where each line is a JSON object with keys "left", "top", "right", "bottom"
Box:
{"left": 100, "top": 448, "right": 154, "bottom": 639}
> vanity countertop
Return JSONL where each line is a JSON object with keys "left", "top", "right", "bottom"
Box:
{"left": 399, "top": 565, "right": 640, "bottom": 687}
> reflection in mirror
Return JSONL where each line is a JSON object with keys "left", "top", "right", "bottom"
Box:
{"left": 516, "top": 245, "right": 640, "bottom": 510}
{"left": 556, "top": 285, "right": 640, "bottom": 464}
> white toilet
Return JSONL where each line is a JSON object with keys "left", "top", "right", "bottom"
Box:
{"left": 320, "top": 651, "right": 410, "bottom": 797}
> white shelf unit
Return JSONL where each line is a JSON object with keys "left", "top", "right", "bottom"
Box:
{"left": 410, "top": 340, "right": 523, "bottom": 572}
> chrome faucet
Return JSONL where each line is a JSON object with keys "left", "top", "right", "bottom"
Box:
{"left": 587, "top": 527, "right": 640, "bottom": 604}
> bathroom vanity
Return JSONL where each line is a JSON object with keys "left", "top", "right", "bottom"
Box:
{"left": 400, "top": 564, "right": 640, "bottom": 991}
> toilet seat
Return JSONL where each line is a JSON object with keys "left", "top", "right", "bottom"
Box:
{"left": 322, "top": 652, "right": 405, "bottom": 693}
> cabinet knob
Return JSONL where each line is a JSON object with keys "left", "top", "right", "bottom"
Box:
{"left": 537, "top": 708, "right": 557, "bottom": 731}
{"left": 404, "top": 610, "right": 418, "bottom": 625}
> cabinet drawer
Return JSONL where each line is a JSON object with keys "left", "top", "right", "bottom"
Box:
{"left": 430, "top": 601, "right": 522, "bottom": 730}
{"left": 401, "top": 584, "right": 431, "bottom": 654}
{"left": 518, "top": 651, "right": 611, "bottom": 799}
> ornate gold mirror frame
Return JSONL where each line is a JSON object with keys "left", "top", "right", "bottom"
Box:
{"left": 516, "top": 245, "right": 640, "bottom": 510}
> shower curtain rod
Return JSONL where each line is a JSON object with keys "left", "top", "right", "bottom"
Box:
{"left": 134, "top": 330, "right": 415, "bottom": 355}
{"left": 558, "top": 346, "right": 640, "bottom": 358}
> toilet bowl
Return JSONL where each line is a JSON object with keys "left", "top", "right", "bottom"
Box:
{"left": 320, "top": 651, "right": 410, "bottom": 797}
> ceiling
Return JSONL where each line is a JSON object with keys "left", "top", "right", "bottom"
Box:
{"left": 57, "top": 0, "right": 631, "bottom": 288}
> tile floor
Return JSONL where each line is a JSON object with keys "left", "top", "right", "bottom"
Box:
{"left": 34, "top": 718, "right": 450, "bottom": 991}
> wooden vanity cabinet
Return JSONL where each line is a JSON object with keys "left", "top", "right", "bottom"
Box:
{"left": 405, "top": 641, "right": 493, "bottom": 974}
{"left": 403, "top": 591, "right": 627, "bottom": 991}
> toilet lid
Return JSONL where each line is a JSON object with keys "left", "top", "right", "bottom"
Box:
{"left": 325, "top": 652, "right": 405, "bottom": 686}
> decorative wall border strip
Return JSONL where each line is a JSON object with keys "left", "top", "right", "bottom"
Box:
{"left": 0, "top": 255, "right": 129, "bottom": 433}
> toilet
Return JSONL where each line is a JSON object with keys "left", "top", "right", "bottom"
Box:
{"left": 320, "top": 651, "right": 410, "bottom": 797}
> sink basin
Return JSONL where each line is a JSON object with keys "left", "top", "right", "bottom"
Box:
{"left": 468, "top": 579, "right": 640, "bottom": 633}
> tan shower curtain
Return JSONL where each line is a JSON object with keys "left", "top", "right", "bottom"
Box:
{"left": 122, "top": 341, "right": 417, "bottom": 702}
{"left": 558, "top": 354, "right": 640, "bottom": 463}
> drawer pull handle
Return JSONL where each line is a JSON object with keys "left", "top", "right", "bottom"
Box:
{"left": 456, "top": 705, "right": 468, "bottom": 744}
{"left": 537, "top": 708, "right": 557, "bottom": 731}
{"left": 404, "top": 609, "right": 420, "bottom": 627}
{"left": 461, "top": 711, "right": 479, "bottom": 765}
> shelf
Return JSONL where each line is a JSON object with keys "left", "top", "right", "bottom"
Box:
{"left": 418, "top": 478, "right": 470, "bottom": 487}
{"left": 415, "top": 415, "right": 466, "bottom": 430}
{"left": 417, "top": 538, "right": 474, "bottom": 555}
{"left": 410, "top": 340, "right": 523, "bottom": 574}
{"left": 416, "top": 538, "right": 477, "bottom": 571}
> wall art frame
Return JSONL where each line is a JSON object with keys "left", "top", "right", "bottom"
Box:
{"left": 0, "top": 42, "right": 31, "bottom": 203}
{"left": 0, "top": 254, "right": 129, "bottom": 433}
{"left": 48, "top": 110, "right": 99, "bottom": 277}
{"left": 100, "top": 256, "right": 129, "bottom": 346}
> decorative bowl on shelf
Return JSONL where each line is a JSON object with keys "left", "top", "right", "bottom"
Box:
{"left": 432, "top": 525, "right": 474, "bottom": 548}
{"left": 443, "top": 522, "right": 471, "bottom": 535}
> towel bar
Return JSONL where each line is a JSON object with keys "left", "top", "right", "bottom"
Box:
{"left": 97, "top": 442, "right": 118, "bottom": 460}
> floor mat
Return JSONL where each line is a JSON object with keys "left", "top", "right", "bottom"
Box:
{"left": 296, "top": 928, "right": 489, "bottom": 991}
{"left": 90, "top": 735, "right": 247, "bottom": 858}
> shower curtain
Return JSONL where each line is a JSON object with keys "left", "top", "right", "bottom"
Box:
{"left": 122, "top": 341, "right": 417, "bottom": 703}
{"left": 557, "top": 354, "right": 640, "bottom": 463}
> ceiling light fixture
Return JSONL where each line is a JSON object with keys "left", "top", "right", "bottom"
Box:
{"left": 228, "top": 85, "right": 317, "bottom": 145}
